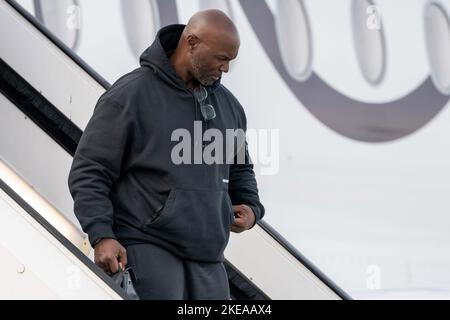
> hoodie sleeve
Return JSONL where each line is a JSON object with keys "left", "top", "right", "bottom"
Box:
{"left": 228, "top": 110, "right": 265, "bottom": 229}
{"left": 68, "top": 98, "right": 133, "bottom": 247}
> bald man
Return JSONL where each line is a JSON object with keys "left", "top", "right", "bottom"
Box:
{"left": 68, "top": 10, "right": 265, "bottom": 300}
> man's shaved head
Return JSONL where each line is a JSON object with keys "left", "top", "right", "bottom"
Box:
{"left": 184, "top": 9, "right": 240, "bottom": 44}
{"left": 170, "top": 9, "right": 240, "bottom": 88}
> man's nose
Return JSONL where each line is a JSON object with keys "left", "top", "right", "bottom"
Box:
{"left": 220, "top": 62, "right": 230, "bottom": 73}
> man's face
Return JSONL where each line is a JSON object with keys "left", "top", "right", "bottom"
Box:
{"left": 190, "top": 33, "right": 240, "bottom": 86}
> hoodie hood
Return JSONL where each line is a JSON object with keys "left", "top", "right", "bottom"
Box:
{"left": 140, "top": 24, "right": 221, "bottom": 93}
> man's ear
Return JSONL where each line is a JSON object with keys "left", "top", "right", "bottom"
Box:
{"left": 187, "top": 34, "right": 200, "bottom": 51}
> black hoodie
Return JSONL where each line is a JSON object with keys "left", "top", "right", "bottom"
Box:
{"left": 68, "top": 24, "right": 265, "bottom": 262}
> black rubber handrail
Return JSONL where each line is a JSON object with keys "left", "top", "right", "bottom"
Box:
{"left": 259, "top": 221, "right": 351, "bottom": 300}
{"left": 0, "top": 178, "right": 129, "bottom": 300}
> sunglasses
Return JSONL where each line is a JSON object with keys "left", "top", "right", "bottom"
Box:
{"left": 194, "top": 86, "right": 216, "bottom": 122}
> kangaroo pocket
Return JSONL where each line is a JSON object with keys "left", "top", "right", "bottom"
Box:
{"left": 141, "top": 188, "right": 235, "bottom": 261}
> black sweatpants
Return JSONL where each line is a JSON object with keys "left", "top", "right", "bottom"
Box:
{"left": 125, "top": 243, "right": 231, "bottom": 300}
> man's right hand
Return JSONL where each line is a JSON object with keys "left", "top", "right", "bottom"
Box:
{"left": 94, "top": 238, "right": 128, "bottom": 274}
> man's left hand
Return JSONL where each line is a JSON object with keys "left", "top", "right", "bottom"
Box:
{"left": 231, "top": 204, "right": 256, "bottom": 233}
